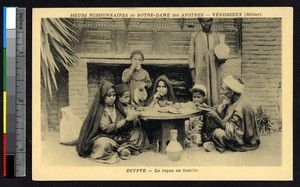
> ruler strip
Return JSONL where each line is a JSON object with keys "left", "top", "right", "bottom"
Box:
{"left": 4, "top": 7, "right": 17, "bottom": 178}
{"left": 3, "top": 134, "right": 7, "bottom": 176}
{"left": 3, "top": 7, "right": 6, "bottom": 177}
{"left": 3, "top": 7, "right": 26, "bottom": 177}
{"left": 15, "top": 8, "right": 26, "bottom": 177}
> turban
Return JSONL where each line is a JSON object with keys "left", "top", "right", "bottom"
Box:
{"left": 223, "top": 75, "right": 244, "bottom": 93}
{"left": 115, "top": 84, "right": 130, "bottom": 95}
{"left": 192, "top": 84, "right": 207, "bottom": 97}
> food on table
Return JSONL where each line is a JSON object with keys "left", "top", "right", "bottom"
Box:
{"left": 157, "top": 108, "right": 171, "bottom": 113}
{"left": 169, "top": 108, "right": 182, "bottom": 114}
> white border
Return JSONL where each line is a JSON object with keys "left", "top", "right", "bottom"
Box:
{"left": 32, "top": 7, "right": 293, "bottom": 181}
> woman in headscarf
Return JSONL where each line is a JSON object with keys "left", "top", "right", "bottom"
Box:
{"left": 146, "top": 75, "right": 177, "bottom": 109}
{"left": 76, "top": 81, "right": 148, "bottom": 164}
{"left": 144, "top": 75, "right": 178, "bottom": 146}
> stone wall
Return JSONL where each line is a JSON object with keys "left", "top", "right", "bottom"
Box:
{"left": 42, "top": 71, "right": 69, "bottom": 133}
{"left": 68, "top": 61, "right": 89, "bottom": 121}
{"left": 241, "top": 18, "right": 282, "bottom": 126}
{"left": 43, "top": 18, "right": 282, "bottom": 130}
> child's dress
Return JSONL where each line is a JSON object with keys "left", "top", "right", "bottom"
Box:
{"left": 185, "top": 115, "right": 204, "bottom": 148}
{"left": 121, "top": 68, "right": 152, "bottom": 103}
{"left": 183, "top": 101, "right": 205, "bottom": 148}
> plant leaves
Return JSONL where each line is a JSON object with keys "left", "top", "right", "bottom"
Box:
{"left": 41, "top": 18, "right": 79, "bottom": 98}
{"left": 54, "top": 18, "right": 78, "bottom": 43}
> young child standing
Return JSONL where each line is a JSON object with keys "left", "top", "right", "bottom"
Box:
{"left": 122, "top": 50, "right": 152, "bottom": 104}
{"left": 184, "top": 84, "right": 208, "bottom": 148}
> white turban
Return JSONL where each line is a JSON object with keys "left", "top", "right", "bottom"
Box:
{"left": 223, "top": 75, "right": 244, "bottom": 93}
{"left": 192, "top": 84, "right": 207, "bottom": 97}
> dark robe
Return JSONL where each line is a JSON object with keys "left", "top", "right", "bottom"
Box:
{"left": 76, "top": 81, "right": 114, "bottom": 157}
{"left": 77, "top": 81, "right": 148, "bottom": 162}
{"left": 211, "top": 96, "right": 260, "bottom": 152}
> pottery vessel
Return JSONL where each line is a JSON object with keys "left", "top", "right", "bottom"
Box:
{"left": 203, "top": 141, "right": 215, "bottom": 152}
{"left": 214, "top": 34, "right": 230, "bottom": 59}
{"left": 166, "top": 129, "right": 183, "bottom": 161}
{"left": 60, "top": 106, "right": 83, "bottom": 144}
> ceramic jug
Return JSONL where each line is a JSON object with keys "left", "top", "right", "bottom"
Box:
{"left": 214, "top": 34, "right": 230, "bottom": 59}
{"left": 166, "top": 129, "right": 183, "bottom": 161}
{"left": 60, "top": 106, "right": 83, "bottom": 144}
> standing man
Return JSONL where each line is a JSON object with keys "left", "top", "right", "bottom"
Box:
{"left": 188, "top": 18, "right": 224, "bottom": 107}
{"left": 205, "top": 75, "right": 260, "bottom": 153}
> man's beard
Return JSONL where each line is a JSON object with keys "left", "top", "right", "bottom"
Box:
{"left": 222, "top": 96, "right": 231, "bottom": 105}
{"left": 202, "top": 27, "right": 211, "bottom": 33}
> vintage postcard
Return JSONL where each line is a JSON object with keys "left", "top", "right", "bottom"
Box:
{"left": 32, "top": 7, "right": 293, "bottom": 180}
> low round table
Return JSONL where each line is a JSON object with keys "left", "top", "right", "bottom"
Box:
{"left": 140, "top": 107, "right": 203, "bottom": 154}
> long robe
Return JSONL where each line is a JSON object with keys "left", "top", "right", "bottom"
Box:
{"left": 90, "top": 108, "right": 148, "bottom": 163}
{"left": 188, "top": 31, "right": 221, "bottom": 107}
{"left": 76, "top": 81, "right": 148, "bottom": 164}
{"left": 211, "top": 96, "right": 260, "bottom": 152}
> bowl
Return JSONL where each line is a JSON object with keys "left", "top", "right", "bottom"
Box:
{"left": 203, "top": 142, "right": 215, "bottom": 152}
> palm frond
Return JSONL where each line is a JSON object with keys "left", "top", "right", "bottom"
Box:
{"left": 49, "top": 18, "right": 79, "bottom": 42}
{"left": 40, "top": 18, "right": 79, "bottom": 99}
{"left": 60, "top": 18, "right": 80, "bottom": 35}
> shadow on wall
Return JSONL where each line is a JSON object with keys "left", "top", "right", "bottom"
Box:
{"left": 87, "top": 63, "right": 194, "bottom": 109}
{"left": 41, "top": 70, "right": 69, "bottom": 135}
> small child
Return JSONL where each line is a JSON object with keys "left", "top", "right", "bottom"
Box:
{"left": 122, "top": 50, "right": 152, "bottom": 104}
{"left": 184, "top": 84, "right": 208, "bottom": 148}
{"left": 115, "top": 83, "right": 149, "bottom": 155}
{"left": 115, "top": 83, "right": 141, "bottom": 129}
{"left": 115, "top": 83, "right": 132, "bottom": 115}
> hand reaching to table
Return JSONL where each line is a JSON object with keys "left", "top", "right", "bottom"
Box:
{"left": 192, "top": 103, "right": 210, "bottom": 111}
{"left": 126, "top": 108, "right": 141, "bottom": 122}
{"left": 205, "top": 108, "right": 219, "bottom": 120}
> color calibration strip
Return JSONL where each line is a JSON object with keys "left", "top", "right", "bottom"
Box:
{"left": 3, "top": 7, "right": 26, "bottom": 177}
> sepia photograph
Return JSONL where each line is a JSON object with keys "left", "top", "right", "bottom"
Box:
{"left": 32, "top": 7, "right": 293, "bottom": 180}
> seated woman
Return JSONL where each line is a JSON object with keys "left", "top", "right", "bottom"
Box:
{"left": 145, "top": 75, "right": 178, "bottom": 146}
{"left": 76, "top": 81, "right": 148, "bottom": 164}
{"left": 146, "top": 75, "right": 178, "bottom": 109}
